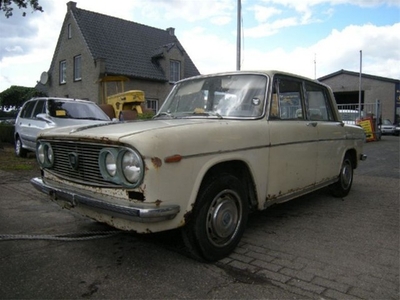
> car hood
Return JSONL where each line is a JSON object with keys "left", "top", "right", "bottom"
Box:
{"left": 37, "top": 118, "right": 264, "bottom": 156}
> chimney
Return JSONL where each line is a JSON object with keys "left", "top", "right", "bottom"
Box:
{"left": 67, "top": 1, "right": 77, "bottom": 11}
{"left": 166, "top": 27, "right": 175, "bottom": 36}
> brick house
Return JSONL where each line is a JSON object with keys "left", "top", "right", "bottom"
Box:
{"left": 42, "top": 1, "right": 200, "bottom": 112}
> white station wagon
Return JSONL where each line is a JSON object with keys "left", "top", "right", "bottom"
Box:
{"left": 31, "top": 71, "right": 366, "bottom": 261}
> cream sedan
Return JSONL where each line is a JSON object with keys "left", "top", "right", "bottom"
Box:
{"left": 31, "top": 71, "right": 367, "bottom": 261}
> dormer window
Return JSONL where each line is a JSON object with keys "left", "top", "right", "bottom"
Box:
{"left": 170, "top": 60, "right": 181, "bottom": 83}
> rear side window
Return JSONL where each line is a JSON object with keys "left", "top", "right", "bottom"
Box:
{"left": 20, "top": 101, "right": 36, "bottom": 118}
{"left": 304, "top": 82, "right": 335, "bottom": 121}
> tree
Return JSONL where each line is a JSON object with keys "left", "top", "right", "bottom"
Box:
{"left": 0, "top": 0, "right": 43, "bottom": 18}
{"left": 0, "top": 86, "right": 46, "bottom": 110}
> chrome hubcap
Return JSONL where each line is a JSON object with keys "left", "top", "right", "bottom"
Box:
{"left": 206, "top": 190, "right": 242, "bottom": 247}
{"left": 341, "top": 160, "right": 352, "bottom": 189}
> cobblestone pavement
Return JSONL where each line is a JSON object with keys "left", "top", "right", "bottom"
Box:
{"left": 0, "top": 137, "right": 398, "bottom": 299}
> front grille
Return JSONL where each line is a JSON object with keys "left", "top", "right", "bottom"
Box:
{"left": 45, "top": 141, "right": 118, "bottom": 187}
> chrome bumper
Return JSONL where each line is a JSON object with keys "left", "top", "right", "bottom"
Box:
{"left": 360, "top": 154, "right": 367, "bottom": 161}
{"left": 30, "top": 177, "right": 180, "bottom": 223}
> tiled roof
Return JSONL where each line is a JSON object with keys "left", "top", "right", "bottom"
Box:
{"left": 70, "top": 5, "right": 199, "bottom": 81}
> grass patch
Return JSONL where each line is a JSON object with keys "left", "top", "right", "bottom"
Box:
{"left": 0, "top": 144, "right": 38, "bottom": 172}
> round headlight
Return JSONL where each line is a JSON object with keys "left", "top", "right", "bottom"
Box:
{"left": 105, "top": 151, "right": 117, "bottom": 176}
{"left": 37, "top": 143, "right": 45, "bottom": 164}
{"left": 37, "top": 142, "right": 54, "bottom": 167}
{"left": 121, "top": 150, "right": 142, "bottom": 184}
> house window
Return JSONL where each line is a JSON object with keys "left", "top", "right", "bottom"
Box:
{"left": 59, "top": 60, "right": 66, "bottom": 84}
{"left": 68, "top": 23, "right": 72, "bottom": 39}
{"left": 146, "top": 99, "right": 159, "bottom": 113}
{"left": 170, "top": 60, "right": 181, "bottom": 83}
{"left": 74, "top": 55, "right": 82, "bottom": 81}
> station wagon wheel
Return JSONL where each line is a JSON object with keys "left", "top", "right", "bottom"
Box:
{"left": 182, "top": 173, "right": 248, "bottom": 262}
{"left": 330, "top": 154, "right": 353, "bottom": 198}
{"left": 15, "top": 137, "right": 27, "bottom": 158}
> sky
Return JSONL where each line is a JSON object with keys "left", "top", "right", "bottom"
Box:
{"left": 0, "top": 0, "right": 399, "bottom": 92}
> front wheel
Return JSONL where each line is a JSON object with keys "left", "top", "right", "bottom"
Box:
{"left": 182, "top": 174, "right": 248, "bottom": 262}
{"left": 15, "top": 137, "right": 28, "bottom": 158}
{"left": 330, "top": 154, "right": 354, "bottom": 198}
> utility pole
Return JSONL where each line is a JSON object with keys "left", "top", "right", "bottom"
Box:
{"left": 359, "top": 50, "right": 362, "bottom": 119}
{"left": 236, "top": 0, "right": 241, "bottom": 71}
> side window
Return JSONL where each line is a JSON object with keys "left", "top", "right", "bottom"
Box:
{"left": 20, "top": 101, "right": 36, "bottom": 119}
{"left": 170, "top": 60, "right": 181, "bottom": 83}
{"left": 304, "top": 82, "right": 335, "bottom": 121}
{"left": 74, "top": 55, "right": 82, "bottom": 81}
{"left": 270, "top": 77, "right": 304, "bottom": 120}
{"left": 59, "top": 60, "right": 66, "bottom": 84}
{"left": 32, "top": 100, "right": 46, "bottom": 118}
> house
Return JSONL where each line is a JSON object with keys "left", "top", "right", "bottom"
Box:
{"left": 42, "top": 1, "right": 200, "bottom": 112}
{"left": 319, "top": 69, "right": 400, "bottom": 123}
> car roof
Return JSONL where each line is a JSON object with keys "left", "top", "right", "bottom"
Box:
{"left": 27, "top": 97, "right": 95, "bottom": 104}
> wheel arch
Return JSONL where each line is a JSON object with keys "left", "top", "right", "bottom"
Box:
{"left": 345, "top": 148, "right": 358, "bottom": 169}
{"left": 196, "top": 160, "right": 258, "bottom": 212}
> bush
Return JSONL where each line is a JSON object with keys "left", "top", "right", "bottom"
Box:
{"left": 0, "top": 124, "right": 14, "bottom": 144}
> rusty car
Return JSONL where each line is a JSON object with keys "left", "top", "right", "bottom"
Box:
{"left": 31, "top": 71, "right": 367, "bottom": 261}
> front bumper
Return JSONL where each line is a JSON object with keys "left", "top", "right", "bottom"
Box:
{"left": 31, "top": 177, "right": 180, "bottom": 223}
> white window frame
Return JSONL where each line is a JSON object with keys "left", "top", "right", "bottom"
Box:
{"left": 59, "top": 60, "right": 66, "bottom": 84}
{"left": 74, "top": 55, "right": 82, "bottom": 81}
{"left": 170, "top": 60, "right": 181, "bottom": 83}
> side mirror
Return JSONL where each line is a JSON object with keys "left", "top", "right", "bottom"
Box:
{"left": 36, "top": 113, "right": 53, "bottom": 123}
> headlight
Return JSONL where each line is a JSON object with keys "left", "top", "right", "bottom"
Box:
{"left": 99, "top": 147, "right": 144, "bottom": 187}
{"left": 36, "top": 142, "right": 54, "bottom": 168}
{"left": 105, "top": 151, "right": 117, "bottom": 176}
{"left": 121, "top": 150, "right": 142, "bottom": 184}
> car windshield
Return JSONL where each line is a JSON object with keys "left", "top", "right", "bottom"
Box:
{"left": 156, "top": 74, "right": 267, "bottom": 119}
{"left": 48, "top": 100, "right": 109, "bottom": 121}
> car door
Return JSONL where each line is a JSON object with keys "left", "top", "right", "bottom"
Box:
{"left": 26, "top": 99, "right": 47, "bottom": 148}
{"left": 304, "top": 81, "right": 346, "bottom": 182}
{"left": 266, "top": 76, "right": 318, "bottom": 201}
{"left": 17, "top": 100, "right": 37, "bottom": 150}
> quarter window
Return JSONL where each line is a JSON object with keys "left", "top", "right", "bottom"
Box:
{"left": 170, "top": 60, "right": 180, "bottom": 83}
{"left": 74, "top": 55, "right": 82, "bottom": 81}
{"left": 59, "top": 60, "right": 66, "bottom": 84}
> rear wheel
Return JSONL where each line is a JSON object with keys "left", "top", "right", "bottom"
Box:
{"left": 330, "top": 154, "right": 353, "bottom": 197}
{"left": 15, "top": 137, "right": 28, "bottom": 158}
{"left": 182, "top": 173, "right": 248, "bottom": 262}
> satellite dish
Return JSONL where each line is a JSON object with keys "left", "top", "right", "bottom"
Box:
{"left": 40, "top": 71, "right": 49, "bottom": 84}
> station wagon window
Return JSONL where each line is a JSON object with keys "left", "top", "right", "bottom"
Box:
{"left": 271, "top": 77, "right": 304, "bottom": 120}
{"left": 32, "top": 100, "right": 46, "bottom": 117}
{"left": 59, "top": 60, "right": 66, "bottom": 84}
{"left": 20, "top": 101, "right": 36, "bottom": 118}
{"left": 304, "top": 82, "right": 335, "bottom": 121}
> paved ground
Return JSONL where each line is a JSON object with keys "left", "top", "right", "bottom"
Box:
{"left": 0, "top": 136, "right": 398, "bottom": 299}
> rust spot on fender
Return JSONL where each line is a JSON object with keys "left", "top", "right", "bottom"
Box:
{"left": 155, "top": 199, "right": 162, "bottom": 207}
{"left": 151, "top": 157, "right": 162, "bottom": 169}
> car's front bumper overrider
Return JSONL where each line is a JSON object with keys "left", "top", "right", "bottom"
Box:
{"left": 31, "top": 177, "right": 180, "bottom": 223}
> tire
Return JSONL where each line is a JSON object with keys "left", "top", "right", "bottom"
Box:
{"left": 15, "top": 137, "right": 28, "bottom": 158}
{"left": 182, "top": 173, "right": 248, "bottom": 262}
{"left": 330, "top": 154, "right": 354, "bottom": 198}
{"left": 99, "top": 104, "right": 115, "bottom": 119}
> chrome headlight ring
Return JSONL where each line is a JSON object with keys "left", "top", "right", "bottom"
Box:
{"left": 99, "top": 147, "right": 144, "bottom": 187}
{"left": 36, "top": 141, "right": 54, "bottom": 168}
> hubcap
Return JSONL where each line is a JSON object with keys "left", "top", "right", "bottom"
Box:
{"left": 341, "top": 160, "right": 352, "bottom": 189}
{"left": 206, "top": 190, "right": 242, "bottom": 247}
{"left": 16, "top": 139, "right": 21, "bottom": 155}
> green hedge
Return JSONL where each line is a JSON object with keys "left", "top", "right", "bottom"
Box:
{"left": 0, "top": 124, "right": 14, "bottom": 144}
